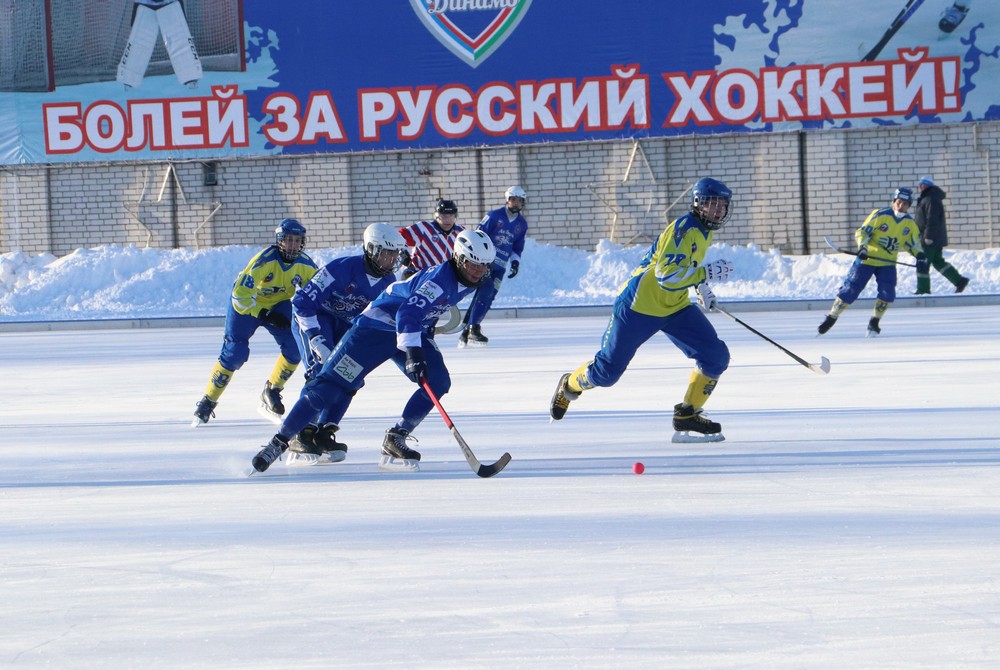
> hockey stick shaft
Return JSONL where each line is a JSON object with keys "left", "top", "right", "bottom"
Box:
{"left": 715, "top": 306, "right": 831, "bottom": 375}
{"left": 862, "top": 0, "right": 926, "bottom": 61}
{"left": 421, "top": 378, "right": 512, "bottom": 478}
{"left": 823, "top": 236, "right": 918, "bottom": 267}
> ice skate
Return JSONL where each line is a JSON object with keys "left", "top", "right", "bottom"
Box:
{"left": 939, "top": 2, "right": 970, "bottom": 33}
{"left": 313, "top": 423, "right": 348, "bottom": 464}
{"left": 817, "top": 315, "right": 837, "bottom": 335}
{"left": 866, "top": 317, "right": 882, "bottom": 338}
{"left": 955, "top": 276, "right": 970, "bottom": 293}
{"left": 252, "top": 435, "right": 289, "bottom": 473}
{"left": 463, "top": 324, "right": 489, "bottom": 348}
{"left": 285, "top": 425, "right": 322, "bottom": 467}
{"left": 549, "top": 373, "right": 581, "bottom": 421}
{"left": 378, "top": 427, "right": 421, "bottom": 472}
{"left": 457, "top": 327, "right": 469, "bottom": 349}
{"left": 671, "top": 403, "right": 725, "bottom": 443}
{"left": 258, "top": 381, "right": 285, "bottom": 424}
{"left": 192, "top": 395, "right": 217, "bottom": 427}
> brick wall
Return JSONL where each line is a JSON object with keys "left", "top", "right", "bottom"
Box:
{"left": 3, "top": 121, "right": 998, "bottom": 255}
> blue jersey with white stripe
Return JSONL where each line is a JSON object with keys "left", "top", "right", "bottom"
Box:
{"left": 356, "top": 261, "right": 478, "bottom": 349}
{"left": 291, "top": 254, "right": 394, "bottom": 334}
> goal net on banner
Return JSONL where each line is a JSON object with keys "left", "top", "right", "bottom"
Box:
{"left": 0, "top": 0, "right": 245, "bottom": 92}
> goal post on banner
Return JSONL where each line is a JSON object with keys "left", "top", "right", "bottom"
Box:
{"left": 0, "top": 0, "right": 245, "bottom": 93}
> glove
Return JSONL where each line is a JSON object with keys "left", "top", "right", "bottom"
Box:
{"left": 703, "top": 259, "right": 734, "bottom": 282}
{"left": 308, "top": 332, "right": 332, "bottom": 364}
{"left": 507, "top": 260, "right": 519, "bottom": 279}
{"left": 400, "top": 250, "right": 412, "bottom": 267}
{"left": 404, "top": 347, "right": 427, "bottom": 383}
{"left": 696, "top": 283, "right": 718, "bottom": 311}
{"left": 257, "top": 308, "right": 290, "bottom": 329}
{"left": 916, "top": 252, "right": 930, "bottom": 275}
{"left": 857, "top": 246, "right": 869, "bottom": 261}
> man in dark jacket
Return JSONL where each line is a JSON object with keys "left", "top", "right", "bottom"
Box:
{"left": 913, "top": 176, "right": 970, "bottom": 294}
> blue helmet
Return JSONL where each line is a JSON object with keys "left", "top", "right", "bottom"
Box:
{"left": 274, "top": 218, "right": 307, "bottom": 262}
{"left": 691, "top": 178, "right": 733, "bottom": 230}
{"left": 893, "top": 187, "right": 913, "bottom": 204}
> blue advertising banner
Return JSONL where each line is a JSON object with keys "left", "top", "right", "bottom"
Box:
{"left": 1, "top": 0, "right": 997, "bottom": 165}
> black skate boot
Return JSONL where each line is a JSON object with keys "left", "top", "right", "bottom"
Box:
{"left": 252, "top": 435, "right": 289, "bottom": 472}
{"left": 671, "top": 403, "right": 724, "bottom": 443}
{"left": 549, "top": 373, "right": 581, "bottom": 421}
{"left": 817, "top": 315, "right": 837, "bottom": 335}
{"left": 939, "top": 3, "right": 970, "bottom": 33}
{"left": 286, "top": 424, "right": 323, "bottom": 466}
{"left": 458, "top": 327, "right": 470, "bottom": 348}
{"left": 259, "top": 381, "right": 285, "bottom": 424}
{"left": 379, "top": 427, "right": 421, "bottom": 471}
{"left": 466, "top": 324, "right": 489, "bottom": 347}
{"left": 867, "top": 317, "right": 881, "bottom": 337}
{"left": 192, "top": 395, "right": 218, "bottom": 427}
{"left": 315, "top": 423, "right": 348, "bottom": 463}
{"left": 955, "top": 276, "right": 970, "bottom": 293}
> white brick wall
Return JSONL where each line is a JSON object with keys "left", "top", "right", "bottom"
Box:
{"left": 3, "top": 121, "right": 999, "bottom": 255}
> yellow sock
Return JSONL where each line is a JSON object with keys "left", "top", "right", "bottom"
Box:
{"left": 567, "top": 361, "right": 594, "bottom": 393}
{"left": 204, "top": 362, "right": 235, "bottom": 401}
{"left": 682, "top": 369, "right": 719, "bottom": 410}
{"left": 873, "top": 298, "right": 889, "bottom": 319}
{"left": 268, "top": 354, "right": 298, "bottom": 389}
{"left": 830, "top": 297, "right": 848, "bottom": 318}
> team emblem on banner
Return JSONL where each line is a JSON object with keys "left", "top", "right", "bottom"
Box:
{"left": 408, "top": 0, "right": 533, "bottom": 68}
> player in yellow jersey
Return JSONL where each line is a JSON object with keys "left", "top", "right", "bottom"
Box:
{"left": 193, "top": 219, "right": 319, "bottom": 427}
{"left": 817, "top": 187, "right": 926, "bottom": 337}
{"left": 549, "top": 178, "right": 736, "bottom": 442}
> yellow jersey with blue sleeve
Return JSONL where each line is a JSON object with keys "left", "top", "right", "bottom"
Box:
{"left": 855, "top": 208, "right": 923, "bottom": 267}
{"left": 618, "top": 213, "right": 714, "bottom": 317}
{"left": 230, "top": 246, "right": 318, "bottom": 317}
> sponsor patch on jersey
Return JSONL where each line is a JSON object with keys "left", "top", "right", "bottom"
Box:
{"left": 332, "top": 354, "right": 364, "bottom": 383}
{"left": 416, "top": 280, "right": 445, "bottom": 303}
{"left": 879, "top": 223, "right": 890, "bottom": 232}
{"left": 263, "top": 272, "right": 274, "bottom": 284}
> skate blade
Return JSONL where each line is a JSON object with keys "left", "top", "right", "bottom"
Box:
{"left": 322, "top": 450, "right": 347, "bottom": 464}
{"left": 671, "top": 431, "right": 725, "bottom": 443}
{"left": 866, "top": 330, "right": 880, "bottom": 339}
{"left": 378, "top": 455, "right": 420, "bottom": 472}
{"left": 465, "top": 340, "right": 488, "bottom": 348}
{"left": 191, "top": 417, "right": 208, "bottom": 428}
{"left": 285, "top": 451, "right": 320, "bottom": 467}
{"left": 257, "top": 404, "right": 283, "bottom": 425}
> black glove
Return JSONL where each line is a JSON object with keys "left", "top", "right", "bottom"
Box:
{"left": 507, "top": 260, "right": 519, "bottom": 279}
{"left": 857, "top": 246, "right": 869, "bottom": 261}
{"left": 400, "top": 250, "right": 412, "bottom": 267}
{"left": 257, "top": 308, "right": 290, "bottom": 328}
{"left": 404, "top": 347, "right": 427, "bottom": 383}
{"left": 916, "top": 252, "right": 930, "bottom": 275}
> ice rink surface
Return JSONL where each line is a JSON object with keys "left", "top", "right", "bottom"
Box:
{"left": 2, "top": 305, "right": 999, "bottom": 668}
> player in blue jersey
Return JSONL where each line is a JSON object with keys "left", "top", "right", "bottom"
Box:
{"left": 251, "top": 229, "right": 497, "bottom": 473}
{"left": 458, "top": 186, "right": 529, "bottom": 347}
{"left": 283, "top": 223, "right": 407, "bottom": 464}
{"left": 549, "top": 178, "right": 736, "bottom": 443}
{"left": 818, "top": 187, "right": 926, "bottom": 337}
{"left": 193, "top": 219, "right": 318, "bottom": 427}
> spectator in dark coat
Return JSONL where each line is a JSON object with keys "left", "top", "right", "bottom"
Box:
{"left": 913, "top": 176, "right": 970, "bottom": 294}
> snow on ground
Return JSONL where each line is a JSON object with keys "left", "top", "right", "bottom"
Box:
{"left": 1, "top": 239, "right": 998, "bottom": 321}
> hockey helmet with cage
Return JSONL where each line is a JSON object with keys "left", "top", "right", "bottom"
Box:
{"left": 691, "top": 178, "right": 733, "bottom": 231}
{"left": 435, "top": 199, "right": 459, "bottom": 216}
{"left": 274, "top": 218, "right": 307, "bottom": 262}
{"left": 362, "top": 223, "right": 407, "bottom": 277}
{"left": 504, "top": 185, "right": 527, "bottom": 212}
{"left": 452, "top": 229, "right": 496, "bottom": 287}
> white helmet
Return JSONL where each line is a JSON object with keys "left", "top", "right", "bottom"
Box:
{"left": 363, "top": 223, "right": 406, "bottom": 277}
{"left": 505, "top": 185, "right": 527, "bottom": 200}
{"left": 454, "top": 229, "right": 496, "bottom": 266}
